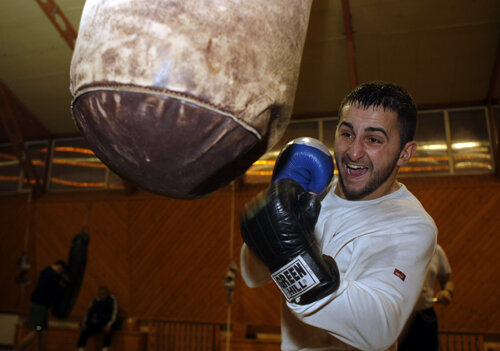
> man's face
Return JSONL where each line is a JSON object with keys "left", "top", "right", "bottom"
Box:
{"left": 53, "top": 264, "right": 64, "bottom": 274}
{"left": 334, "top": 103, "right": 415, "bottom": 200}
{"left": 98, "top": 287, "right": 109, "bottom": 300}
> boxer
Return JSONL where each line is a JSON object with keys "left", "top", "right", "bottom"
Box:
{"left": 238, "top": 82, "right": 437, "bottom": 351}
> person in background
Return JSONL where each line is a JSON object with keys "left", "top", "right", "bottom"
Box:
{"left": 27, "top": 259, "right": 68, "bottom": 350}
{"left": 77, "top": 286, "right": 119, "bottom": 351}
{"left": 398, "top": 244, "right": 454, "bottom": 351}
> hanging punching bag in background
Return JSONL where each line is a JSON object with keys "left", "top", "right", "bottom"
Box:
{"left": 70, "top": 0, "right": 313, "bottom": 199}
{"left": 52, "top": 232, "right": 90, "bottom": 319}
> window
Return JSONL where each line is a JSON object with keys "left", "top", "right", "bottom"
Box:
{"left": 0, "top": 105, "right": 495, "bottom": 195}
{"left": 0, "top": 144, "right": 21, "bottom": 193}
{"left": 47, "top": 138, "right": 122, "bottom": 191}
{"left": 401, "top": 111, "right": 449, "bottom": 175}
{"left": 448, "top": 108, "right": 493, "bottom": 174}
{"left": 245, "top": 106, "right": 495, "bottom": 184}
{"left": 20, "top": 140, "right": 49, "bottom": 191}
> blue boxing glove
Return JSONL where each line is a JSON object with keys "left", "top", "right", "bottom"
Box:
{"left": 272, "top": 137, "right": 334, "bottom": 194}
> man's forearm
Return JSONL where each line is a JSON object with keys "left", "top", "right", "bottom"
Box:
{"left": 240, "top": 244, "right": 272, "bottom": 288}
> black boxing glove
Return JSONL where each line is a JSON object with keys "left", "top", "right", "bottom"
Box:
{"left": 239, "top": 178, "right": 339, "bottom": 304}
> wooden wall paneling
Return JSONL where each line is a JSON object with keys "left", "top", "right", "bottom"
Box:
{"left": 0, "top": 195, "right": 33, "bottom": 313}
{"left": 405, "top": 176, "right": 500, "bottom": 334}
{"left": 32, "top": 326, "right": 147, "bottom": 351}
{"left": 125, "top": 183, "right": 282, "bottom": 326}
{"left": 27, "top": 196, "right": 129, "bottom": 321}
{"left": 127, "top": 192, "right": 238, "bottom": 322}
{"left": 32, "top": 198, "right": 85, "bottom": 317}
{"left": 33, "top": 199, "right": 89, "bottom": 268}
{"left": 70, "top": 199, "right": 130, "bottom": 318}
{"left": 441, "top": 189, "right": 500, "bottom": 332}
{"left": 1, "top": 175, "right": 498, "bottom": 338}
{"left": 230, "top": 187, "right": 282, "bottom": 328}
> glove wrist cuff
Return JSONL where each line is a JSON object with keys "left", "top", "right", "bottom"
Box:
{"left": 270, "top": 249, "right": 339, "bottom": 305}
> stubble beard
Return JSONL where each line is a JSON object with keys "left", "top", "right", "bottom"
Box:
{"left": 337, "top": 153, "right": 400, "bottom": 201}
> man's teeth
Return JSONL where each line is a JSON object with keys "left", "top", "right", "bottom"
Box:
{"left": 347, "top": 164, "right": 364, "bottom": 175}
{"left": 348, "top": 164, "right": 364, "bottom": 169}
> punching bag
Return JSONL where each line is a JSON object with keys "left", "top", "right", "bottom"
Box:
{"left": 52, "top": 232, "right": 89, "bottom": 318}
{"left": 70, "top": 0, "right": 313, "bottom": 199}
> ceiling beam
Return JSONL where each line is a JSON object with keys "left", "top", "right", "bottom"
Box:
{"left": 34, "top": 0, "right": 78, "bottom": 50}
{"left": 291, "top": 99, "right": 489, "bottom": 120}
{"left": 0, "top": 81, "right": 52, "bottom": 143}
{"left": 487, "top": 38, "right": 500, "bottom": 104}
{"left": 341, "top": 0, "right": 358, "bottom": 89}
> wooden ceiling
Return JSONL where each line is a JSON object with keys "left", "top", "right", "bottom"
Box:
{"left": 0, "top": 0, "right": 499, "bottom": 143}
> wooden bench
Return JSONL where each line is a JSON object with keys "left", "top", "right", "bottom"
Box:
{"left": 219, "top": 323, "right": 281, "bottom": 351}
{"left": 220, "top": 338, "right": 281, "bottom": 351}
{"left": 14, "top": 322, "right": 147, "bottom": 351}
{"left": 147, "top": 320, "right": 221, "bottom": 351}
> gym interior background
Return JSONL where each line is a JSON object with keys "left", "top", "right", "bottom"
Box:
{"left": 0, "top": 0, "right": 499, "bottom": 350}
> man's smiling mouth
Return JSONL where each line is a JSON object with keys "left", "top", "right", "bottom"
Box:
{"left": 346, "top": 163, "right": 368, "bottom": 176}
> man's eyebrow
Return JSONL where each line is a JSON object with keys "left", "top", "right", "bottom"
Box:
{"left": 366, "top": 127, "right": 389, "bottom": 139}
{"left": 338, "top": 121, "right": 353, "bottom": 130}
{"left": 339, "top": 121, "right": 389, "bottom": 140}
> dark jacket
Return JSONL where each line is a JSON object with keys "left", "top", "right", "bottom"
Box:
{"left": 30, "top": 266, "right": 63, "bottom": 307}
{"left": 84, "top": 295, "right": 119, "bottom": 328}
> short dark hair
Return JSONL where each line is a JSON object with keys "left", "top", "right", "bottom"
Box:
{"left": 54, "top": 259, "right": 67, "bottom": 271}
{"left": 338, "top": 81, "right": 417, "bottom": 148}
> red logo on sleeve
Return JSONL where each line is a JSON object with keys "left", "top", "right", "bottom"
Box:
{"left": 393, "top": 268, "right": 406, "bottom": 281}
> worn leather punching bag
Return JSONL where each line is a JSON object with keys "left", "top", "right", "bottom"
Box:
{"left": 70, "top": 0, "right": 313, "bottom": 199}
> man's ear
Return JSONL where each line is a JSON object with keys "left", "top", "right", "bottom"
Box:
{"left": 397, "top": 141, "right": 417, "bottom": 166}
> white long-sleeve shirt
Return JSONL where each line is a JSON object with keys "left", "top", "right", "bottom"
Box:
{"left": 241, "top": 182, "right": 437, "bottom": 351}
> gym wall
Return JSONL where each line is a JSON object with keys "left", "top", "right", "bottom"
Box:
{"left": 0, "top": 175, "right": 498, "bottom": 335}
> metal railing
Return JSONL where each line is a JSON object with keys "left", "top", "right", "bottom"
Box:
{"left": 147, "top": 320, "right": 222, "bottom": 351}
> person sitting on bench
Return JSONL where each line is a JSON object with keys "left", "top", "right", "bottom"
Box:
{"left": 77, "top": 286, "right": 118, "bottom": 351}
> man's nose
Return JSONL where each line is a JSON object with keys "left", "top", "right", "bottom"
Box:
{"left": 346, "top": 137, "right": 365, "bottom": 161}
